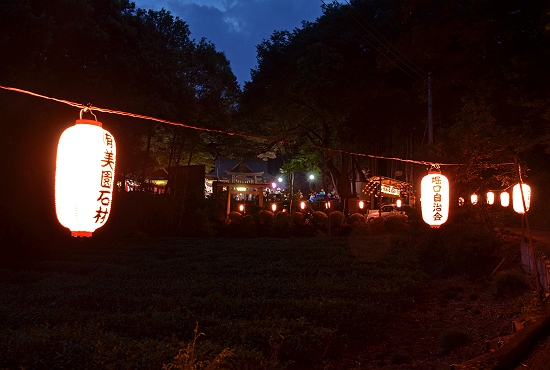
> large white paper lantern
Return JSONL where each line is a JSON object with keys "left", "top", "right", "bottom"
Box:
{"left": 421, "top": 171, "right": 449, "bottom": 228}
{"left": 55, "top": 119, "right": 116, "bottom": 237}
{"left": 513, "top": 183, "right": 531, "bottom": 214}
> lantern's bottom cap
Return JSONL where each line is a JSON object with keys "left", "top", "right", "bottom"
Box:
{"left": 71, "top": 231, "right": 93, "bottom": 237}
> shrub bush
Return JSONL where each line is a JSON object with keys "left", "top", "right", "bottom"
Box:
{"left": 258, "top": 210, "right": 274, "bottom": 226}
{"left": 226, "top": 212, "right": 257, "bottom": 238}
{"left": 257, "top": 210, "right": 274, "bottom": 237}
{"left": 329, "top": 211, "right": 345, "bottom": 230}
{"left": 311, "top": 211, "right": 328, "bottom": 231}
{"left": 272, "top": 212, "right": 292, "bottom": 238}
{"left": 291, "top": 212, "right": 304, "bottom": 226}
{"left": 417, "top": 222, "right": 501, "bottom": 278}
{"left": 492, "top": 270, "right": 529, "bottom": 298}
{"left": 383, "top": 215, "right": 409, "bottom": 234}
{"left": 347, "top": 213, "right": 366, "bottom": 229}
{"left": 438, "top": 328, "right": 471, "bottom": 354}
{"left": 228, "top": 211, "right": 243, "bottom": 223}
{"left": 367, "top": 217, "right": 386, "bottom": 235}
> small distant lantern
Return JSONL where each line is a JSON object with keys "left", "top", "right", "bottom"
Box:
{"left": 271, "top": 203, "right": 277, "bottom": 212}
{"left": 513, "top": 183, "right": 531, "bottom": 214}
{"left": 500, "top": 192, "right": 510, "bottom": 207}
{"left": 486, "top": 191, "right": 495, "bottom": 205}
{"left": 55, "top": 119, "right": 116, "bottom": 237}
{"left": 471, "top": 194, "right": 478, "bottom": 205}
{"left": 396, "top": 199, "right": 402, "bottom": 208}
{"left": 238, "top": 204, "right": 245, "bottom": 213}
{"left": 420, "top": 167, "right": 449, "bottom": 228}
{"left": 325, "top": 201, "right": 331, "bottom": 209}
{"left": 458, "top": 197, "right": 465, "bottom": 206}
{"left": 358, "top": 200, "right": 364, "bottom": 209}
{"left": 300, "top": 201, "right": 306, "bottom": 210}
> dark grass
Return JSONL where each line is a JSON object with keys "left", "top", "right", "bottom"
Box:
{"left": 0, "top": 236, "right": 426, "bottom": 369}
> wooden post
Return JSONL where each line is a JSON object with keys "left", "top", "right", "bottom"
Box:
{"left": 517, "top": 159, "right": 541, "bottom": 298}
{"left": 226, "top": 186, "right": 232, "bottom": 217}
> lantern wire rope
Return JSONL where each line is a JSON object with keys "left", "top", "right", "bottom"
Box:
{"left": 0, "top": 85, "right": 273, "bottom": 142}
{"left": 0, "top": 84, "right": 517, "bottom": 169}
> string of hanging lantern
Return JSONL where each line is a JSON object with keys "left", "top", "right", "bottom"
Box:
{"left": 0, "top": 84, "right": 530, "bottom": 233}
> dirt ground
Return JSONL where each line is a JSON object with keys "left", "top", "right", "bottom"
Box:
{"left": 327, "top": 230, "right": 539, "bottom": 369}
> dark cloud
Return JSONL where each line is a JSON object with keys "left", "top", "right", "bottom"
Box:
{"left": 133, "top": 0, "right": 322, "bottom": 87}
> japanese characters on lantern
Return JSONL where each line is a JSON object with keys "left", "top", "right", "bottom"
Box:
{"left": 421, "top": 171, "right": 449, "bottom": 228}
{"left": 55, "top": 119, "right": 116, "bottom": 237}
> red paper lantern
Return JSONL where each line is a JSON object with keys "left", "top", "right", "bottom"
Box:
{"left": 420, "top": 170, "right": 449, "bottom": 228}
{"left": 55, "top": 119, "right": 116, "bottom": 237}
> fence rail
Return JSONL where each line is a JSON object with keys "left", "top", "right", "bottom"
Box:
{"left": 521, "top": 242, "right": 550, "bottom": 293}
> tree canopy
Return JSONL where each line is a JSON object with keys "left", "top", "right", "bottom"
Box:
{"left": 240, "top": 0, "right": 550, "bottom": 204}
{"left": 1, "top": 0, "right": 550, "bottom": 242}
{"left": 0, "top": 0, "right": 240, "bottom": 240}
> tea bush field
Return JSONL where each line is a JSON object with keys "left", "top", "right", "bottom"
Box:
{"left": 0, "top": 236, "right": 427, "bottom": 369}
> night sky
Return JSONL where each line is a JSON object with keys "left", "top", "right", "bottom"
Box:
{"left": 133, "top": 0, "right": 323, "bottom": 87}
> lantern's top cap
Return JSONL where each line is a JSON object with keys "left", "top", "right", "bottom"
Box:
{"left": 76, "top": 119, "right": 102, "bottom": 127}
{"left": 428, "top": 164, "right": 441, "bottom": 173}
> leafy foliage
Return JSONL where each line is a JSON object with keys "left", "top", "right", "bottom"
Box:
{"left": 0, "top": 237, "right": 427, "bottom": 369}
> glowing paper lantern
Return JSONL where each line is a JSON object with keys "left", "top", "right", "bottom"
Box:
{"left": 500, "top": 192, "right": 510, "bottom": 207}
{"left": 55, "top": 119, "right": 116, "bottom": 237}
{"left": 358, "top": 200, "right": 364, "bottom": 209}
{"left": 300, "top": 201, "right": 306, "bottom": 210}
{"left": 396, "top": 199, "right": 402, "bottom": 208}
{"left": 271, "top": 203, "right": 277, "bottom": 212}
{"left": 420, "top": 171, "right": 449, "bottom": 228}
{"left": 239, "top": 204, "right": 245, "bottom": 213}
{"left": 471, "top": 194, "right": 478, "bottom": 205}
{"left": 486, "top": 191, "right": 495, "bottom": 205}
{"left": 513, "top": 183, "right": 531, "bottom": 214}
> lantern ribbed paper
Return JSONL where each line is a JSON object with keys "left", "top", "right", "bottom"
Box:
{"left": 55, "top": 119, "right": 116, "bottom": 237}
{"left": 421, "top": 172, "right": 449, "bottom": 228}
{"left": 512, "top": 183, "right": 531, "bottom": 214}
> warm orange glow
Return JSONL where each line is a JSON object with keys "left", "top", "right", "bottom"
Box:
{"left": 325, "top": 201, "right": 331, "bottom": 209}
{"left": 358, "top": 200, "right": 364, "bottom": 209}
{"left": 396, "top": 199, "right": 402, "bottom": 208}
{"left": 500, "top": 192, "right": 510, "bottom": 207}
{"left": 55, "top": 119, "right": 116, "bottom": 237}
{"left": 420, "top": 172, "right": 449, "bottom": 228}
{"left": 271, "top": 203, "right": 277, "bottom": 212}
{"left": 300, "top": 201, "right": 306, "bottom": 210}
{"left": 513, "top": 183, "right": 531, "bottom": 214}
{"left": 486, "top": 191, "right": 495, "bottom": 205}
{"left": 238, "top": 204, "right": 245, "bottom": 212}
{"left": 471, "top": 194, "right": 478, "bottom": 205}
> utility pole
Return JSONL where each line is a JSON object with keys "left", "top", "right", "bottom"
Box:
{"left": 428, "top": 72, "right": 433, "bottom": 144}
